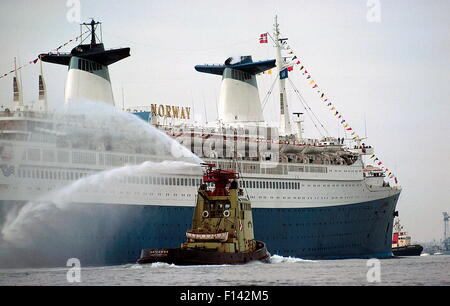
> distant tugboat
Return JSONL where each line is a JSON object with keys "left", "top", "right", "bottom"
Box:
{"left": 137, "top": 163, "right": 271, "bottom": 265}
{"left": 392, "top": 218, "right": 423, "bottom": 256}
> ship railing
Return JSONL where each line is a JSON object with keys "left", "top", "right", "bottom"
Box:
{"left": 46, "top": 51, "right": 71, "bottom": 56}
{"left": 200, "top": 63, "right": 224, "bottom": 67}
{"left": 0, "top": 110, "right": 53, "bottom": 120}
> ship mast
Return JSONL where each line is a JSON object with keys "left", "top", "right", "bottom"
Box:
{"left": 13, "top": 57, "right": 24, "bottom": 109}
{"left": 38, "top": 59, "right": 48, "bottom": 112}
{"left": 274, "top": 15, "right": 292, "bottom": 136}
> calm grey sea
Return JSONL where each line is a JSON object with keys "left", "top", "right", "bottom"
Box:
{"left": 0, "top": 254, "right": 448, "bottom": 286}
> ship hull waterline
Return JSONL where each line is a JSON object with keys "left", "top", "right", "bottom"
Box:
{"left": 0, "top": 194, "right": 399, "bottom": 268}
{"left": 137, "top": 241, "right": 271, "bottom": 265}
{"left": 392, "top": 245, "right": 423, "bottom": 257}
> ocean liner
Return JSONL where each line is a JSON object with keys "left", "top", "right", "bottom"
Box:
{"left": 0, "top": 18, "right": 401, "bottom": 267}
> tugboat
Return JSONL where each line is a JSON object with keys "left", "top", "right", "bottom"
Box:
{"left": 392, "top": 218, "right": 423, "bottom": 256}
{"left": 137, "top": 163, "right": 271, "bottom": 265}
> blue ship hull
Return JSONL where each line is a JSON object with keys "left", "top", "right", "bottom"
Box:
{"left": 0, "top": 194, "right": 399, "bottom": 268}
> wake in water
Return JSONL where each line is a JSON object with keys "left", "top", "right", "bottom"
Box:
{"left": 269, "top": 254, "right": 317, "bottom": 264}
{"left": 126, "top": 254, "right": 315, "bottom": 270}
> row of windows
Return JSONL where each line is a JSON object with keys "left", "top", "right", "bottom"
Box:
{"left": 122, "top": 176, "right": 202, "bottom": 187}
{"left": 307, "top": 183, "right": 362, "bottom": 188}
{"left": 18, "top": 168, "right": 90, "bottom": 181}
{"left": 6, "top": 184, "right": 379, "bottom": 204}
{"left": 330, "top": 169, "right": 361, "bottom": 173}
{"left": 15, "top": 168, "right": 362, "bottom": 190}
{"left": 241, "top": 180, "right": 300, "bottom": 190}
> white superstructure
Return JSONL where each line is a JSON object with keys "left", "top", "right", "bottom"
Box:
{"left": 0, "top": 131, "right": 399, "bottom": 209}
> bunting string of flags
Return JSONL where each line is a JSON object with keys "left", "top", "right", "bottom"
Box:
{"left": 0, "top": 31, "right": 89, "bottom": 80}
{"left": 258, "top": 31, "right": 398, "bottom": 184}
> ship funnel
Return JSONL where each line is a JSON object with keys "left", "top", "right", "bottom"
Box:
{"left": 39, "top": 20, "right": 130, "bottom": 106}
{"left": 195, "top": 56, "right": 275, "bottom": 125}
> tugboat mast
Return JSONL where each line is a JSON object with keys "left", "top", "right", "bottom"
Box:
{"left": 274, "top": 15, "right": 292, "bottom": 136}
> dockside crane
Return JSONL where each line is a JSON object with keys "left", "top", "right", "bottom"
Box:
{"left": 443, "top": 212, "right": 449, "bottom": 251}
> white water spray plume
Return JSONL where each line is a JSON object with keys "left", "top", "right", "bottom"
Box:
{"left": 0, "top": 99, "right": 203, "bottom": 268}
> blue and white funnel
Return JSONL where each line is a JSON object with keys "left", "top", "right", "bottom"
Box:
{"left": 40, "top": 20, "right": 130, "bottom": 105}
{"left": 195, "top": 56, "right": 275, "bottom": 125}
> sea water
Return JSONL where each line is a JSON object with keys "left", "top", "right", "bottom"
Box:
{"left": 0, "top": 255, "right": 448, "bottom": 286}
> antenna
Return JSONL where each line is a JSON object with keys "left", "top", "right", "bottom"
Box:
{"left": 292, "top": 112, "right": 304, "bottom": 140}
{"left": 443, "top": 212, "right": 449, "bottom": 250}
{"left": 39, "top": 59, "right": 48, "bottom": 112}
{"left": 202, "top": 92, "right": 208, "bottom": 124}
{"left": 81, "top": 19, "right": 102, "bottom": 46}
{"left": 204, "top": 102, "right": 208, "bottom": 124}
{"left": 13, "top": 57, "right": 23, "bottom": 108}
{"left": 121, "top": 85, "right": 125, "bottom": 111}
{"left": 273, "top": 15, "right": 292, "bottom": 136}
{"left": 191, "top": 92, "right": 196, "bottom": 124}
{"left": 337, "top": 117, "right": 340, "bottom": 139}
{"left": 364, "top": 112, "right": 368, "bottom": 139}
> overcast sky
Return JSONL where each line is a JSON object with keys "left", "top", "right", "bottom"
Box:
{"left": 0, "top": 0, "right": 448, "bottom": 243}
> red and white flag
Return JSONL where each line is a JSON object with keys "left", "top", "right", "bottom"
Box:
{"left": 259, "top": 33, "right": 268, "bottom": 44}
{"left": 239, "top": 219, "right": 243, "bottom": 231}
